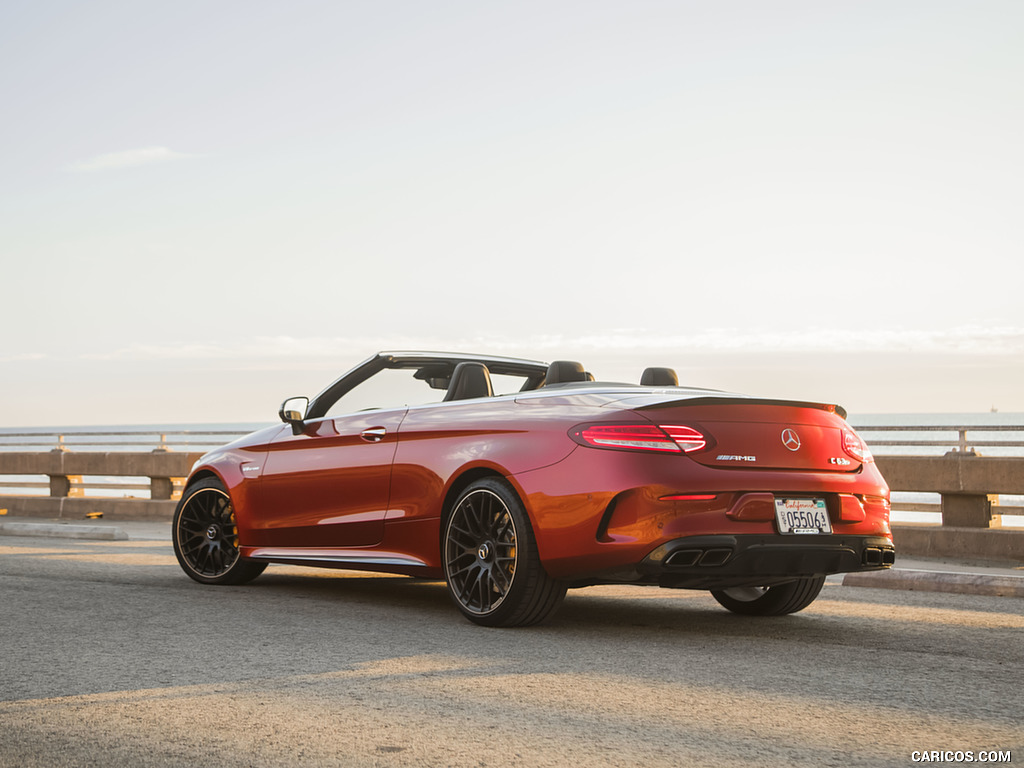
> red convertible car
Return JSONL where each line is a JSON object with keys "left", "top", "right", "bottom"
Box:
{"left": 173, "top": 351, "right": 894, "bottom": 626}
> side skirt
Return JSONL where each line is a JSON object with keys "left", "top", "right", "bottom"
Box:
{"left": 242, "top": 546, "right": 440, "bottom": 578}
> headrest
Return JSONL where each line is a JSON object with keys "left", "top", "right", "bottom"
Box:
{"left": 545, "top": 360, "right": 589, "bottom": 385}
{"left": 443, "top": 362, "right": 494, "bottom": 401}
{"left": 640, "top": 367, "right": 679, "bottom": 386}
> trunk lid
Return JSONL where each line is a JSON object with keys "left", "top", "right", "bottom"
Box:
{"left": 636, "top": 398, "right": 861, "bottom": 472}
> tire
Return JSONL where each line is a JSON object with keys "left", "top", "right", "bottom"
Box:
{"left": 710, "top": 576, "right": 825, "bottom": 616}
{"left": 172, "top": 477, "right": 267, "bottom": 586}
{"left": 442, "top": 477, "right": 567, "bottom": 627}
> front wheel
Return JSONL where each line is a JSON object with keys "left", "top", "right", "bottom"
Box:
{"left": 710, "top": 576, "right": 825, "bottom": 616}
{"left": 442, "top": 477, "right": 567, "bottom": 627}
{"left": 173, "top": 477, "right": 266, "bottom": 585}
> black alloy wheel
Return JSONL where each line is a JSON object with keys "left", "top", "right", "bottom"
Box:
{"left": 445, "top": 487, "right": 518, "bottom": 614}
{"left": 172, "top": 477, "right": 266, "bottom": 585}
{"left": 443, "top": 477, "right": 566, "bottom": 627}
{"left": 710, "top": 575, "right": 826, "bottom": 616}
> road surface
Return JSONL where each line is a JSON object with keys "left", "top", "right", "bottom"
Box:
{"left": 1, "top": 531, "right": 1021, "bottom": 767}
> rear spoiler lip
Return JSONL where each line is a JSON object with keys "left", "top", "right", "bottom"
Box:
{"left": 633, "top": 396, "right": 848, "bottom": 421}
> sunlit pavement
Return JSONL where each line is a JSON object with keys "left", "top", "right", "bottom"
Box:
{"left": 1, "top": 521, "right": 1022, "bottom": 767}
{"left": 4, "top": 516, "right": 1021, "bottom": 595}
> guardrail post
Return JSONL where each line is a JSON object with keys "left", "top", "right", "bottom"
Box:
{"left": 938, "top": 449, "right": 1001, "bottom": 528}
{"left": 940, "top": 493, "right": 1001, "bottom": 528}
{"left": 150, "top": 477, "right": 174, "bottom": 500}
{"left": 149, "top": 444, "right": 175, "bottom": 499}
{"left": 49, "top": 474, "right": 84, "bottom": 498}
{"left": 47, "top": 446, "right": 82, "bottom": 498}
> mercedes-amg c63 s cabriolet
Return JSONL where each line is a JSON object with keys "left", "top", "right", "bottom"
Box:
{"left": 173, "top": 351, "right": 894, "bottom": 626}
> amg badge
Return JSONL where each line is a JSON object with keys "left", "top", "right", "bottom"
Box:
{"left": 717, "top": 455, "right": 757, "bottom": 462}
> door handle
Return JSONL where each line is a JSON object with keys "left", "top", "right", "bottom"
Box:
{"left": 360, "top": 427, "right": 387, "bottom": 442}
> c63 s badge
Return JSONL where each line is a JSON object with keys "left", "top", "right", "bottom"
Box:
{"left": 829, "top": 457, "right": 852, "bottom": 466}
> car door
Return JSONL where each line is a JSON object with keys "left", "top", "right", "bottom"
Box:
{"left": 251, "top": 408, "right": 407, "bottom": 548}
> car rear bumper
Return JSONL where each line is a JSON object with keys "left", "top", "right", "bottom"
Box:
{"left": 636, "top": 534, "right": 895, "bottom": 590}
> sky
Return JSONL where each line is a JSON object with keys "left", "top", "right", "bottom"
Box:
{"left": 1, "top": 0, "right": 1022, "bottom": 426}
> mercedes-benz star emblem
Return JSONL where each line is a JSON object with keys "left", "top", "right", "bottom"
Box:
{"left": 781, "top": 428, "right": 801, "bottom": 451}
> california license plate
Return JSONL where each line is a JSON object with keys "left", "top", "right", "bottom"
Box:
{"left": 774, "top": 497, "right": 831, "bottom": 535}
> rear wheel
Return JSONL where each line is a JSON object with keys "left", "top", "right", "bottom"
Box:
{"left": 443, "top": 477, "right": 567, "bottom": 627}
{"left": 173, "top": 477, "right": 266, "bottom": 585}
{"left": 710, "top": 576, "right": 825, "bottom": 616}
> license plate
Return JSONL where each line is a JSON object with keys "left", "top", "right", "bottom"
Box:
{"left": 774, "top": 497, "right": 831, "bottom": 535}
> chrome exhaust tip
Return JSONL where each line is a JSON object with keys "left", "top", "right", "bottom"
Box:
{"left": 863, "top": 547, "right": 883, "bottom": 566}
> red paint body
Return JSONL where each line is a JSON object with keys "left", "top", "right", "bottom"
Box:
{"left": 184, "top": 353, "right": 893, "bottom": 590}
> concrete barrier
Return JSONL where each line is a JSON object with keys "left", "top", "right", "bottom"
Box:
{"left": 889, "top": 524, "right": 1023, "bottom": 561}
{"left": 1, "top": 450, "right": 1021, "bottom": 562}
{"left": 0, "top": 495, "right": 179, "bottom": 520}
{"left": 0, "top": 521, "right": 130, "bottom": 541}
{"left": 876, "top": 454, "right": 1024, "bottom": 528}
{"left": 843, "top": 567, "right": 1024, "bottom": 597}
{"left": 0, "top": 451, "right": 201, "bottom": 520}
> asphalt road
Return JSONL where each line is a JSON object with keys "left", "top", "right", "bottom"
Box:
{"left": 1, "top": 531, "right": 1021, "bottom": 768}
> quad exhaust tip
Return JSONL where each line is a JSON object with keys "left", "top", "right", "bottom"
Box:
{"left": 863, "top": 547, "right": 896, "bottom": 567}
{"left": 664, "top": 548, "right": 733, "bottom": 568}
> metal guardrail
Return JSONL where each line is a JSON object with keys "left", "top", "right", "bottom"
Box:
{"left": 0, "top": 430, "right": 250, "bottom": 451}
{"left": 0, "top": 481, "right": 151, "bottom": 491}
{"left": 852, "top": 425, "right": 1024, "bottom": 454}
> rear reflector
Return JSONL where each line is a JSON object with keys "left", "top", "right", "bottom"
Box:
{"left": 660, "top": 494, "right": 718, "bottom": 501}
{"left": 570, "top": 424, "right": 709, "bottom": 454}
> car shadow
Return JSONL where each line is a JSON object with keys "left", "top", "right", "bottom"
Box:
{"left": 246, "top": 569, "right": 1018, "bottom": 662}
{"left": 252, "top": 568, "right": 828, "bottom": 638}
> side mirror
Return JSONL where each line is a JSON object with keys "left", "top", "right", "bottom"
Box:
{"left": 279, "top": 396, "right": 309, "bottom": 434}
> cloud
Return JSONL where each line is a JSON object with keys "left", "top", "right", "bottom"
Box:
{"left": 79, "top": 326, "right": 1024, "bottom": 363}
{"left": 81, "top": 337, "right": 449, "bottom": 362}
{"left": 528, "top": 326, "right": 1024, "bottom": 356}
{"left": 68, "top": 146, "right": 195, "bottom": 172}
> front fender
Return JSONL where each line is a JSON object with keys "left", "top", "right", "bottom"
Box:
{"left": 185, "top": 448, "right": 268, "bottom": 543}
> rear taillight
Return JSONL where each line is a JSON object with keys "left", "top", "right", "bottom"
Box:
{"left": 661, "top": 425, "right": 707, "bottom": 452}
{"left": 842, "top": 429, "right": 873, "bottom": 462}
{"left": 570, "top": 424, "right": 709, "bottom": 454}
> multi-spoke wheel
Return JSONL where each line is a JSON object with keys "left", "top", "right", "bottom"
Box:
{"left": 443, "top": 477, "right": 566, "bottom": 627}
{"left": 172, "top": 477, "right": 266, "bottom": 585}
{"left": 710, "top": 576, "right": 825, "bottom": 616}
